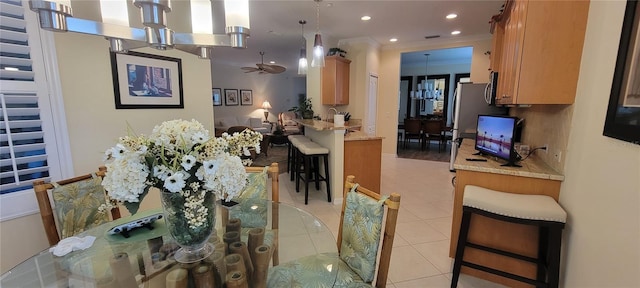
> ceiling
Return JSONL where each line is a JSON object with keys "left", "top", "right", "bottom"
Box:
{"left": 211, "top": 0, "right": 504, "bottom": 75}
{"left": 66, "top": 0, "right": 504, "bottom": 75}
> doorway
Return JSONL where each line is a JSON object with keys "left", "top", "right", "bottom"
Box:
{"left": 397, "top": 46, "right": 473, "bottom": 161}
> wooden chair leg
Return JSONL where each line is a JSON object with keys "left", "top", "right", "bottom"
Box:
{"left": 323, "top": 154, "right": 331, "bottom": 203}
{"left": 451, "top": 209, "right": 472, "bottom": 288}
{"left": 547, "top": 227, "right": 563, "bottom": 288}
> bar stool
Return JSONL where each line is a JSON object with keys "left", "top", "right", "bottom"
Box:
{"left": 451, "top": 185, "right": 567, "bottom": 288}
{"left": 288, "top": 135, "right": 312, "bottom": 181}
{"left": 294, "top": 141, "right": 331, "bottom": 205}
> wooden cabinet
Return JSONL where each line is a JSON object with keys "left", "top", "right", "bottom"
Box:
{"left": 344, "top": 138, "right": 381, "bottom": 192}
{"left": 494, "top": 0, "right": 589, "bottom": 105}
{"left": 322, "top": 56, "right": 351, "bottom": 105}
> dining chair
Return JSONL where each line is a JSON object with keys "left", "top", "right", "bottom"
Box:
{"left": 266, "top": 175, "right": 401, "bottom": 288}
{"left": 403, "top": 118, "right": 422, "bottom": 149}
{"left": 422, "top": 119, "right": 444, "bottom": 152}
{"left": 227, "top": 162, "right": 280, "bottom": 265}
{"left": 32, "top": 166, "right": 121, "bottom": 246}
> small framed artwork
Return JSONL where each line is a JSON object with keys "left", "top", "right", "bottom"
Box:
{"left": 240, "top": 89, "right": 253, "bottom": 106}
{"left": 225, "top": 89, "right": 239, "bottom": 106}
{"left": 110, "top": 51, "right": 183, "bottom": 109}
{"left": 212, "top": 88, "right": 222, "bottom": 106}
{"left": 603, "top": 0, "right": 640, "bottom": 144}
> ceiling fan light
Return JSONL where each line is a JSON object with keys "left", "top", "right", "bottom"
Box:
{"left": 100, "top": 0, "right": 128, "bottom": 26}
{"left": 190, "top": 0, "right": 213, "bottom": 34}
{"left": 311, "top": 33, "right": 324, "bottom": 67}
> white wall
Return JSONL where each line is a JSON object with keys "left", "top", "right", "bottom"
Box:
{"left": 0, "top": 31, "right": 214, "bottom": 273}
{"left": 211, "top": 61, "right": 305, "bottom": 124}
{"left": 560, "top": 1, "right": 640, "bottom": 286}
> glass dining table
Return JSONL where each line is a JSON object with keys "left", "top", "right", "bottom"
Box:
{"left": 1, "top": 200, "right": 338, "bottom": 287}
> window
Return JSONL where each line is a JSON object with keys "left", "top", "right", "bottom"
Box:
{"left": 0, "top": 0, "right": 65, "bottom": 220}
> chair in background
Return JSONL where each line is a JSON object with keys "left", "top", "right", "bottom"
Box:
{"left": 267, "top": 175, "right": 401, "bottom": 287}
{"left": 403, "top": 118, "right": 422, "bottom": 149}
{"left": 422, "top": 119, "right": 444, "bottom": 152}
{"left": 33, "top": 166, "right": 121, "bottom": 246}
{"left": 278, "top": 112, "right": 301, "bottom": 134}
{"left": 227, "top": 162, "right": 280, "bottom": 266}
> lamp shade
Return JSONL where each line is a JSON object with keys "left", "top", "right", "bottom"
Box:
{"left": 224, "top": 0, "right": 250, "bottom": 28}
{"left": 100, "top": 0, "right": 129, "bottom": 26}
{"left": 311, "top": 33, "right": 324, "bottom": 67}
{"left": 261, "top": 101, "right": 272, "bottom": 109}
{"left": 190, "top": 0, "right": 213, "bottom": 34}
{"left": 298, "top": 47, "right": 308, "bottom": 75}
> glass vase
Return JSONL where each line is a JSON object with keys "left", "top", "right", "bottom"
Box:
{"left": 160, "top": 189, "right": 215, "bottom": 263}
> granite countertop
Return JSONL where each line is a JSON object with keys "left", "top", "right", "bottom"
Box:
{"left": 344, "top": 131, "right": 384, "bottom": 141}
{"left": 295, "top": 119, "right": 362, "bottom": 131}
{"left": 454, "top": 140, "right": 564, "bottom": 181}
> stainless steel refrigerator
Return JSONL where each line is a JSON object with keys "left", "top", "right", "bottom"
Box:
{"left": 449, "top": 82, "right": 507, "bottom": 171}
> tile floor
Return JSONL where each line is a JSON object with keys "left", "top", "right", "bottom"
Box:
{"left": 276, "top": 154, "right": 506, "bottom": 288}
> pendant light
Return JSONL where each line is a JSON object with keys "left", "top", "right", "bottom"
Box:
{"left": 311, "top": 0, "right": 325, "bottom": 68}
{"left": 298, "top": 20, "right": 308, "bottom": 75}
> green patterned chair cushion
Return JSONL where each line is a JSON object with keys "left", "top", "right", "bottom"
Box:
{"left": 339, "top": 184, "right": 387, "bottom": 283}
{"left": 51, "top": 176, "right": 110, "bottom": 239}
{"left": 231, "top": 167, "right": 268, "bottom": 228}
{"left": 267, "top": 253, "right": 371, "bottom": 288}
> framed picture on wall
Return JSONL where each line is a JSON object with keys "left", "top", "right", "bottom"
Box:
{"left": 603, "top": 0, "right": 640, "bottom": 144}
{"left": 110, "top": 51, "right": 183, "bottom": 109}
{"left": 212, "top": 88, "right": 222, "bottom": 106}
{"left": 225, "top": 89, "right": 239, "bottom": 106}
{"left": 240, "top": 89, "right": 253, "bottom": 106}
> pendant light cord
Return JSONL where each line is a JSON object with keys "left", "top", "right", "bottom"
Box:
{"left": 316, "top": 0, "right": 321, "bottom": 34}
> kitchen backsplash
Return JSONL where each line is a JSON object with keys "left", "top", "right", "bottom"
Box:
{"left": 511, "top": 105, "right": 574, "bottom": 173}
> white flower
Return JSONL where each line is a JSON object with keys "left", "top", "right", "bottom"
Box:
{"left": 102, "top": 119, "right": 262, "bottom": 214}
{"left": 181, "top": 155, "right": 196, "bottom": 171}
{"left": 164, "top": 171, "right": 187, "bottom": 193}
{"left": 154, "top": 165, "right": 169, "bottom": 180}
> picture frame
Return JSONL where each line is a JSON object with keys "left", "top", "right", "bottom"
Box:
{"left": 225, "top": 89, "right": 239, "bottom": 106}
{"left": 240, "top": 89, "right": 253, "bottom": 106}
{"left": 604, "top": 0, "right": 640, "bottom": 144}
{"left": 212, "top": 88, "right": 222, "bottom": 106}
{"left": 110, "top": 51, "right": 183, "bottom": 109}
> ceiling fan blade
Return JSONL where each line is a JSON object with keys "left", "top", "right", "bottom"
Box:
{"left": 261, "top": 64, "right": 286, "bottom": 74}
{"left": 241, "top": 67, "right": 260, "bottom": 73}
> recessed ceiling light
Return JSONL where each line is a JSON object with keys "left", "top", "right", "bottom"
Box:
{"left": 446, "top": 13, "right": 458, "bottom": 19}
{"left": 361, "top": 15, "right": 371, "bottom": 21}
{"left": 269, "top": 61, "right": 276, "bottom": 64}
{"left": 4, "top": 67, "right": 19, "bottom": 71}
{"left": 451, "top": 30, "right": 461, "bottom": 35}
{"left": 389, "top": 38, "right": 398, "bottom": 42}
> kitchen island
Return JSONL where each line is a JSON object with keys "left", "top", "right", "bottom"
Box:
{"left": 295, "top": 119, "right": 382, "bottom": 204}
{"left": 451, "top": 140, "right": 564, "bottom": 287}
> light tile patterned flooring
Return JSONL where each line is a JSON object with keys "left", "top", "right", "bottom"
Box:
{"left": 276, "top": 154, "right": 506, "bottom": 288}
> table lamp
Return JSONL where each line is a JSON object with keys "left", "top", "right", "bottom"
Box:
{"left": 261, "top": 101, "right": 272, "bottom": 122}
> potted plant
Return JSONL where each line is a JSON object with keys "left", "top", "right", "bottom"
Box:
{"left": 289, "top": 98, "right": 314, "bottom": 119}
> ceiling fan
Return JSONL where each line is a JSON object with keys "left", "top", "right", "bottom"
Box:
{"left": 241, "top": 51, "right": 286, "bottom": 74}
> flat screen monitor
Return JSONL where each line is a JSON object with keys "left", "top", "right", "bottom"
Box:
{"left": 474, "top": 115, "right": 520, "bottom": 167}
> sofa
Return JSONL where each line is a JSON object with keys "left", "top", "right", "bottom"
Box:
{"left": 215, "top": 116, "right": 271, "bottom": 134}
{"left": 278, "top": 112, "right": 301, "bottom": 134}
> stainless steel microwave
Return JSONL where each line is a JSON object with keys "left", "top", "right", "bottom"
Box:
{"left": 485, "top": 71, "right": 499, "bottom": 105}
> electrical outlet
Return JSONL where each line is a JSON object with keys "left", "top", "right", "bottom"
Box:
{"left": 554, "top": 151, "right": 562, "bottom": 163}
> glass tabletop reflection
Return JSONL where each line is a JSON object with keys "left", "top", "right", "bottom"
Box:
{"left": 1, "top": 200, "right": 338, "bottom": 287}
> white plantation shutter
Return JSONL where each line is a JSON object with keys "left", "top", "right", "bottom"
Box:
{"left": 0, "top": 0, "right": 65, "bottom": 219}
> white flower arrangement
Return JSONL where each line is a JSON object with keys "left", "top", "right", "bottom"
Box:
{"left": 102, "top": 119, "right": 263, "bottom": 216}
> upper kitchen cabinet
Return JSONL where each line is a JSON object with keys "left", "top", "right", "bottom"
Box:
{"left": 494, "top": 0, "right": 589, "bottom": 105}
{"left": 322, "top": 56, "right": 351, "bottom": 105}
